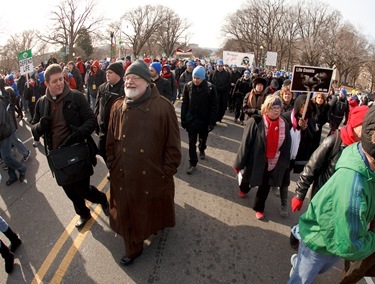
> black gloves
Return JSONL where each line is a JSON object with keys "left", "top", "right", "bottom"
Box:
{"left": 36, "top": 116, "right": 51, "bottom": 133}
{"left": 64, "top": 126, "right": 84, "bottom": 146}
{"left": 208, "top": 125, "right": 214, "bottom": 132}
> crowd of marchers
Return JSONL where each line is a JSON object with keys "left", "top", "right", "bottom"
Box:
{"left": 0, "top": 55, "right": 375, "bottom": 284}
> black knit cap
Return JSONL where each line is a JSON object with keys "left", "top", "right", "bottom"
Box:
{"left": 125, "top": 60, "right": 151, "bottom": 83}
{"left": 361, "top": 106, "right": 375, "bottom": 158}
{"left": 107, "top": 62, "right": 124, "bottom": 78}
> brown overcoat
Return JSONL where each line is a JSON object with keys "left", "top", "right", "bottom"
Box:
{"left": 106, "top": 85, "right": 181, "bottom": 243}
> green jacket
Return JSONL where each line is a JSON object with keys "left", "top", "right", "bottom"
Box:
{"left": 299, "top": 143, "right": 375, "bottom": 261}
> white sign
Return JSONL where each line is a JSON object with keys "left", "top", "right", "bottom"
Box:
{"left": 265, "top": 51, "right": 277, "bottom": 66}
{"left": 18, "top": 49, "right": 33, "bottom": 75}
{"left": 223, "top": 51, "right": 254, "bottom": 67}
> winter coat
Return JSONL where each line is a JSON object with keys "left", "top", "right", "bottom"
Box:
{"left": 233, "top": 76, "right": 252, "bottom": 98}
{"left": 233, "top": 115, "right": 291, "bottom": 186}
{"left": 299, "top": 143, "right": 375, "bottom": 261}
{"left": 87, "top": 60, "right": 106, "bottom": 99}
{"left": 180, "top": 80, "right": 218, "bottom": 130}
{"left": 152, "top": 76, "right": 173, "bottom": 102}
{"left": 106, "top": 85, "right": 181, "bottom": 243}
{"left": 208, "top": 69, "right": 231, "bottom": 95}
{"left": 178, "top": 70, "right": 192, "bottom": 94}
{"left": 295, "top": 132, "right": 344, "bottom": 200}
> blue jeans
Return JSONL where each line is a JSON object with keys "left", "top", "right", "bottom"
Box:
{"left": 0, "top": 216, "right": 9, "bottom": 232}
{"left": 288, "top": 241, "right": 340, "bottom": 284}
{"left": 9, "top": 131, "right": 28, "bottom": 157}
{"left": 0, "top": 135, "right": 26, "bottom": 180}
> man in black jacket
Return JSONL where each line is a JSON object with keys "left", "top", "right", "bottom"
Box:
{"left": 33, "top": 63, "right": 109, "bottom": 229}
{"left": 181, "top": 66, "right": 218, "bottom": 174}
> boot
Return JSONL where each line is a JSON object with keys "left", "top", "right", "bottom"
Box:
{"left": 3, "top": 227, "right": 22, "bottom": 253}
{"left": 0, "top": 240, "right": 14, "bottom": 274}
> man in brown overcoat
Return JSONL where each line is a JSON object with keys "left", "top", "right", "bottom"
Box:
{"left": 106, "top": 60, "right": 181, "bottom": 266}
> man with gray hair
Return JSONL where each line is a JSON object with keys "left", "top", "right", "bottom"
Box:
{"left": 106, "top": 60, "right": 181, "bottom": 266}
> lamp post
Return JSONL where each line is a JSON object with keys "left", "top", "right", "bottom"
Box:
{"left": 110, "top": 31, "right": 114, "bottom": 60}
{"left": 259, "top": 45, "right": 264, "bottom": 68}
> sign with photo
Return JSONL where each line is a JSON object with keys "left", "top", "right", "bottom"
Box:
{"left": 291, "top": 65, "right": 334, "bottom": 93}
{"left": 223, "top": 51, "right": 254, "bottom": 67}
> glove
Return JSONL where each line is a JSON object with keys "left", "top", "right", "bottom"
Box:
{"left": 233, "top": 167, "right": 239, "bottom": 174}
{"left": 64, "top": 126, "right": 83, "bottom": 146}
{"left": 36, "top": 116, "right": 51, "bottom": 133}
{"left": 181, "top": 121, "right": 186, "bottom": 129}
{"left": 208, "top": 125, "right": 214, "bottom": 132}
{"left": 291, "top": 197, "right": 304, "bottom": 212}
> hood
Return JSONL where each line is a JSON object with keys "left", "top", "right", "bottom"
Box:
{"left": 90, "top": 60, "right": 100, "bottom": 74}
{"left": 336, "top": 143, "right": 375, "bottom": 181}
{"left": 162, "top": 64, "right": 171, "bottom": 74}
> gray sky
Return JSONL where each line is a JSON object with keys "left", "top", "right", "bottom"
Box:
{"left": 0, "top": 0, "right": 373, "bottom": 49}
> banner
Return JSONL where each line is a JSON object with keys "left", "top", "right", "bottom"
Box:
{"left": 18, "top": 49, "right": 33, "bottom": 75}
{"left": 291, "top": 65, "right": 334, "bottom": 93}
{"left": 265, "top": 51, "right": 277, "bottom": 67}
{"left": 223, "top": 51, "right": 254, "bottom": 67}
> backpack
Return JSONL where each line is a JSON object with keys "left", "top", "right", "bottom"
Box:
{"left": 332, "top": 98, "right": 348, "bottom": 118}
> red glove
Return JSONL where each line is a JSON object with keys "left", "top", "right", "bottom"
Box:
{"left": 291, "top": 197, "right": 303, "bottom": 212}
{"left": 233, "top": 167, "right": 239, "bottom": 174}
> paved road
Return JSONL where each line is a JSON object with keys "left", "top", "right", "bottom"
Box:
{"left": 0, "top": 101, "right": 371, "bottom": 283}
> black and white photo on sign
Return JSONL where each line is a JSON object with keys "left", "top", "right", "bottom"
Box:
{"left": 223, "top": 51, "right": 254, "bottom": 67}
{"left": 291, "top": 65, "right": 334, "bottom": 93}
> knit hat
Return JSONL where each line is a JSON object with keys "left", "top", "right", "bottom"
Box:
{"left": 361, "top": 106, "right": 375, "bottom": 158}
{"left": 217, "top": 59, "right": 224, "bottom": 65}
{"left": 244, "top": 70, "right": 250, "bottom": 75}
{"left": 186, "top": 61, "right": 194, "bottom": 67}
{"left": 125, "top": 60, "right": 151, "bottom": 83}
{"left": 349, "top": 105, "right": 369, "bottom": 128}
{"left": 143, "top": 58, "right": 151, "bottom": 64}
{"left": 192, "top": 66, "right": 206, "bottom": 80}
{"left": 107, "top": 62, "right": 124, "bottom": 78}
{"left": 126, "top": 55, "right": 131, "bottom": 61}
{"left": 150, "top": 62, "right": 162, "bottom": 74}
{"left": 282, "top": 79, "right": 292, "bottom": 87}
{"left": 340, "top": 88, "right": 347, "bottom": 97}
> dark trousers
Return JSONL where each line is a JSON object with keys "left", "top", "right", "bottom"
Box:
{"left": 188, "top": 128, "right": 208, "bottom": 167}
{"left": 124, "top": 238, "right": 144, "bottom": 258}
{"left": 217, "top": 92, "right": 228, "bottom": 122}
{"left": 341, "top": 253, "right": 375, "bottom": 283}
{"left": 62, "top": 176, "right": 106, "bottom": 218}
{"left": 98, "top": 135, "right": 107, "bottom": 162}
{"left": 234, "top": 95, "right": 245, "bottom": 121}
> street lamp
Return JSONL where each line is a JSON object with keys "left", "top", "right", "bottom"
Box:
{"left": 259, "top": 46, "right": 264, "bottom": 68}
{"left": 110, "top": 31, "right": 114, "bottom": 60}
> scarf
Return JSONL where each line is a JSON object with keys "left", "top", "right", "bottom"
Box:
{"left": 265, "top": 114, "right": 279, "bottom": 159}
{"left": 161, "top": 72, "right": 171, "bottom": 79}
{"left": 340, "top": 125, "right": 358, "bottom": 146}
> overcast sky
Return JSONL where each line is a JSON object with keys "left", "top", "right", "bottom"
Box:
{"left": 0, "top": 0, "right": 373, "bottom": 49}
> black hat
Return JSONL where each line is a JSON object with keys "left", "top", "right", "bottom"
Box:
{"left": 361, "top": 106, "right": 375, "bottom": 158}
{"left": 125, "top": 60, "right": 151, "bottom": 83}
{"left": 107, "top": 62, "right": 124, "bottom": 78}
{"left": 252, "top": 77, "right": 267, "bottom": 89}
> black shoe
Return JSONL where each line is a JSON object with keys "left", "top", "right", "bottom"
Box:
{"left": 199, "top": 151, "right": 205, "bottom": 160}
{"left": 19, "top": 169, "right": 26, "bottom": 182}
{"left": 6, "top": 178, "right": 18, "bottom": 186}
{"left": 119, "top": 252, "right": 142, "bottom": 266}
{"left": 75, "top": 216, "right": 91, "bottom": 229}
{"left": 186, "top": 166, "right": 196, "bottom": 175}
{"left": 4, "top": 227, "right": 22, "bottom": 253}
{"left": 102, "top": 200, "right": 110, "bottom": 216}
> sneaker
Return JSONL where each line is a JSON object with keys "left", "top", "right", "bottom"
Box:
{"left": 271, "top": 186, "right": 280, "bottom": 197}
{"left": 255, "top": 212, "right": 265, "bottom": 220}
{"left": 21, "top": 151, "right": 31, "bottom": 162}
{"left": 280, "top": 205, "right": 289, "bottom": 217}
{"left": 199, "top": 151, "right": 205, "bottom": 160}
{"left": 186, "top": 166, "right": 196, "bottom": 175}
{"left": 289, "top": 254, "right": 298, "bottom": 278}
{"left": 32, "top": 141, "right": 39, "bottom": 147}
{"left": 238, "top": 190, "right": 247, "bottom": 198}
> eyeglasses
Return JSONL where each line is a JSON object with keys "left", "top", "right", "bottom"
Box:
{"left": 125, "top": 76, "right": 142, "bottom": 82}
{"left": 270, "top": 105, "right": 281, "bottom": 111}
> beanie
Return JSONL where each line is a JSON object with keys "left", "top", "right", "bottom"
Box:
{"left": 361, "top": 106, "right": 375, "bottom": 158}
{"left": 150, "top": 62, "right": 162, "bottom": 74}
{"left": 186, "top": 61, "right": 194, "bottom": 67}
{"left": 340, "top": 88, "right": 347, "bottom": 97}
{"left": 217, "top": 59, "right": 224, "bottom": 65}
{"left": 107, "top": 62, "right": 124, "bottom": 78}
{"left": 125, "top": 60, "right": 151, "bottom": 83}
{"left": 143, "top": 58, "right": 151, "bottom": 64}
{"left": 192, "top": 66, "right": 206, "bottom": 80}
{"left": 349, "top": 105, "right": 369, "bottom": 128}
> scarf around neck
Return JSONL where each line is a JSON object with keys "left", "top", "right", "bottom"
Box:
{"left": 264, "top": 114, "right": 280, "bottom": 159}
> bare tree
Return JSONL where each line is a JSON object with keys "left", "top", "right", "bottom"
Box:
{"left": 38, "top": 0, "right": 104, "bottom": 62}
{"left": 154, "top": 7, "right": 191, "bottom": 57}
{"left": 121, "top": 5, "right": 167, "bottom": 57}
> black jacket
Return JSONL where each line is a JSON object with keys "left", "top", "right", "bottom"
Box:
{"left": 152, "top": 76, "right": 173, "bottom": 102}
{"left": 181, "top": 80, "right": 218, "bottom": 130}
{"left": 295, "top": 132, "right": 344, "bottom": 200}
